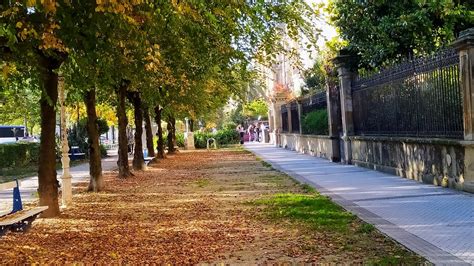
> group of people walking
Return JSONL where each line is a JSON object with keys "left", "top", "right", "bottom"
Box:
{"left": 237, "top": 123, "right": 266, "bottom": 144}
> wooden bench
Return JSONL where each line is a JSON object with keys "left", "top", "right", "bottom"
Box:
{"left": 0, "top": 180, "right": 48, "bottom": 237}
{"left": 144, "top": 157, "right": 154, "bottom": 165}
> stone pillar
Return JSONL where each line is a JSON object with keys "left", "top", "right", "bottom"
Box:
{"left": 453, "top": 28, "right": 474, "bottom": 193}
{"left": 326, "top": 83, "right": 342, "bottom": 162}
{"left": 287, "top": 103, "right": 292, "bottom": 133}
{"left": 333, "top": 51, "right": 356, "bottom": 164}
{"left": 297, "top": 100, "right": 303, "bottom": 134}
{"left": 270, "top": 100, "right": 280, "bottom": 146}
{"left": 270, "top": 96, "right": 286, "bottom": 146}
{"left": 184, "top": 118, "right": 195, "bottom": 150}
{"left": 268, "top": 109, "right": 274, "bottom": 132}
{"left": 59, "top": 76, "right": 72, "bottom": 207}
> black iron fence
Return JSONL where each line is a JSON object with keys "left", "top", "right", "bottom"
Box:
{"left": 290, "top": 101, "right": 300, "bottom": 133}
{"left": 352, "top": 48, "right": 463, "bottom": 139}
{"left": 281, "top": 104, "right": 288, "bottom": 132}
{"left": 301, "top": 90, "right": 329, "bottom": 135}
{"left": 301, "top": 90, "right": 327, "bottom": 116}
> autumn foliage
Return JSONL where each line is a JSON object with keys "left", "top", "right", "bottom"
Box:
{"left": 0, "top": 150, "right": 424, "bottom": 264}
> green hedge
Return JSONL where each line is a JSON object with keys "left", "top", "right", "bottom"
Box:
{"left": 100, "top": 144, "right": 108, "bottom": 158}
{"left": 0, "top": 142, "right": 40, "bottom": 168}
{"left": 194, "top": 129, "right": 240, "bottom": 148}
{"left": 162, "top": 132, "right": 185, "bottom": 148}
{"left": 302, "top": 109, "right": 329, "bottom": 135}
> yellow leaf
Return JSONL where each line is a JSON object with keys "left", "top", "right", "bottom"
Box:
{"left": 2, "top": 65, "right": 10, "bottom": 80}
{"left": 26, "top": 0, "right": 36, "bottom": 7}
{"left": 15, "top": 21, "right": 22, "bottom": 28}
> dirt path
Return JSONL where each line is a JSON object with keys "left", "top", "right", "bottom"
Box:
{"left": 0, "top": 149, "right": 424, "bottom": 264}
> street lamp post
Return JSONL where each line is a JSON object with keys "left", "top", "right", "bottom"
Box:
{"left": 58, "top": 76, "right": 72, "bottom": 207}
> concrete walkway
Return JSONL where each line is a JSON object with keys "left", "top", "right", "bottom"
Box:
{"left": 246, "top": 143, "right": 474, "bottom": 265}
{"left": 0, "top": 150, "right": 119, "bottom": 209}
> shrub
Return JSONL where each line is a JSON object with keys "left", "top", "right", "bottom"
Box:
{"left": 193, "top": 129, "right": 239, "bottom": 148}
{"left": 68, "top": 117, "right": 110, "bottom": 155}
{"left": 176, "top": 132, "right": 185, "bottom": 147}
{"left": 162, "top": 132, "right": 185, "bottom": 148}
{"left": 214, "top": 129, "right": 240, "bottom": 145}
{"left": 100, "top": 144, "right": 108, "bottom": 158}
{"left": 194, "top": 132, "right": 211, "bottom": 149}
{"left": 302, "top": 109, "right": 329, "bottom": 135}
{"left": 0, "top": 142, "right": 40, "bottom": 168}
{"left": 222, "top": 122, "right": 237, "bottom": 131}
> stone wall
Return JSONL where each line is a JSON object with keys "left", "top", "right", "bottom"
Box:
{"left": 279, "top": 133, "right": 340, "bottom": 161}
{"left": 349, "top": 136, "right": 467, "bottom": 190}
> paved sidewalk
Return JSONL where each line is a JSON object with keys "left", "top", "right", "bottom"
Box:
{"left": 0, "top": 150, "right": 119, "bottom": 209}
{"left": 246, "top": 143, "right": 474, "bottom": 265}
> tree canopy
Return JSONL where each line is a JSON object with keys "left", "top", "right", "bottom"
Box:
{"left": 0, "top": 0, "right": 320, "bottom": 216}
{"left": 328, "top": 0, "right": 474, "bottom": 68}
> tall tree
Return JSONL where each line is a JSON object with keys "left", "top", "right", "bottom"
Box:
{"left": 0, "top": 1, "right": 72, "bottom": 217}
{"left": 116, "top": 81, "right": 132, "bottom": 178}
{"left": 166, "top": 115, "right": 177, "bottom": 154}
{"left": 84, "top": 88, "right": 103, "bottom": 191}
{"left": 127, "top": 91, "right": 146, "bottom": 170}
{"left": 143, "top": 106, "right": 155, "bottom": 157}
{"left": 153, "top": 106, "right": 166, "bottom": 159}
{"left": 329, "top": 0, "right": 474, "bottom": 67}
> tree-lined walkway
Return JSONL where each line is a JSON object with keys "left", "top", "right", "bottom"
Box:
{"left": 0, "top": 149, "right": 423, "bottom": 264}
{"left": 246, "top": 142, "right": 474, "bottom": 265}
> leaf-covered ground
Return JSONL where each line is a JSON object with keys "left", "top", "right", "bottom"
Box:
{"left": 0, "top": 149, "right": 425, "bottom": 264}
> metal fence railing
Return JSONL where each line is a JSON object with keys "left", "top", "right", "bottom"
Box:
{"left": 301, "top": 90, "right": 327, "bottom": 116}
{"left": 281, "top": 104, "right": 288, "bottom": 132}
{"left": 290, "top": 101, "right": 299, "bottom": 133}
{"left": 301, "top": 90, "right": 328, "bottom": 135}
{"left": 352, "top": 48, "right": 463, "bottom": 139}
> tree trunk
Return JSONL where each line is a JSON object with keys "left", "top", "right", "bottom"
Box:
{"left": 84, "top": 88, "right": 103, "bottom": 192}
{"left": 30, "top": 122, "right": 35, "bottom": 136}
{"left": 127, "top": 92, "right": 145, "bottom": 171}
{"left": 116, "top": 81, "right": 132, "bottom": 178}
{"left": 167, "top": 115, "right": 177, "bottom": 154}
{"left": 153, "top": 106, "right": 165, "bottom": 159}
{"left": 143, "top": 107, "right": 155, "bottom": 157}
{"left": 24, "top": 116, "right": 28, "bottom": 137}
{"left": 37, "top": 56, "right": 62, "bottom": 218}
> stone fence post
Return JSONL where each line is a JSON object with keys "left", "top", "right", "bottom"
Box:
{"left": 297, "top": 99, "right": 303, "bottom": 134}
{"left": 333, "top": 51, "right": 357, "bottom": 164}
{"left": 269, "top": 95, "right": 286, "bottom": 146}
{"left": 326, "top": 82, "right": 342, "bottom": 162}
{"left": 453, "top": 28, "right": 474, "bottom": 193}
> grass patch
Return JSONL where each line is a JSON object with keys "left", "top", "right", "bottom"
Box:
{"left": 220, "top": 145, "right": 250, "bottom": 152}
{"left": 261, "top": 161, "right": 273, "bottom": 169}
{"left": 195, "top": 178, "right": 211, "bottom": 188}
{"left": 253, "top": 193, "right": 355, "bottom": 232}
{"left": 300, "top": 183, "right": 316, "bottom": 193}
{"left": 357, "top": 223, "right": 375, "bottom": 234}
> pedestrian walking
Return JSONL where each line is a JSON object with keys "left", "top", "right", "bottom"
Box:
{"left": 237, "top": 124, "right": 245, "bottom": 144}
{"left": 260, "top": 123, "right": 266, "bottom": 142}
{"left": 255, "top": 123, "right": 261, "bottom": 142}
{"left": 248, "top": 124, "right": 254, "bottom": 141}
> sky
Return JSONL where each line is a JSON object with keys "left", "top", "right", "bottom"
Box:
{"left": 302, "top": 0, "right": 338, "bottom": 68}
